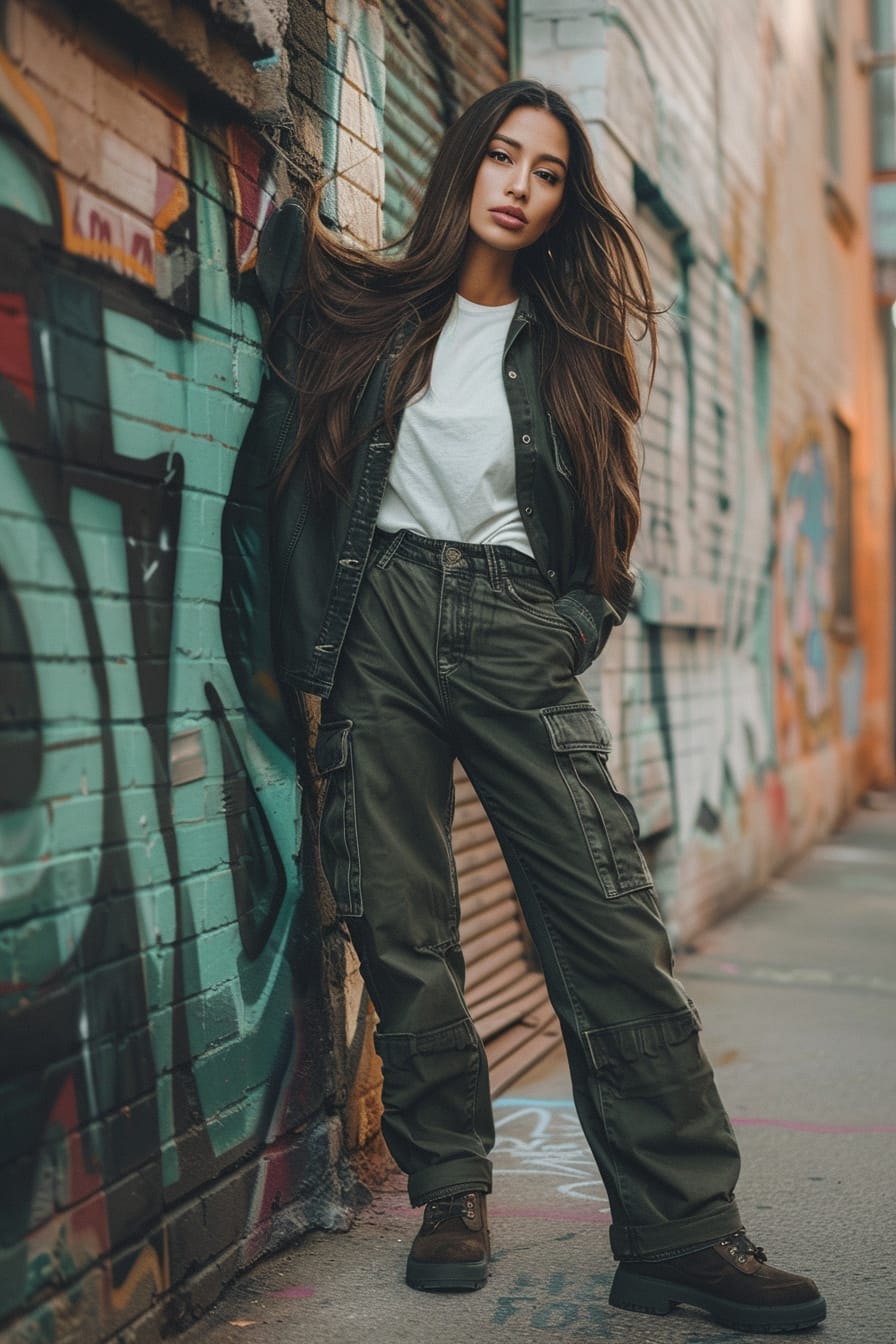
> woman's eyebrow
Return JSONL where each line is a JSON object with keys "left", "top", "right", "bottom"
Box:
{"left": 491, "top": 133, "right": 568, "bottom": 170}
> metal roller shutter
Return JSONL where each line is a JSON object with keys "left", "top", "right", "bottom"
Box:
{"left": 380, "top": 0, "right": 559, "bottom": 1093}
{"left": 382, "top": 0, "right": 509, "bottom": 240}
{"left": 452, "top": 764, "right": 561, "bottom": 1094}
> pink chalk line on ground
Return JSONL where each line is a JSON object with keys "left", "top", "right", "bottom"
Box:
{"left": 268, "top": 1287, "right": 315, "bottom": 1299}
{"left": 495, "top": 1099, "right": 896, "bottom": 1135}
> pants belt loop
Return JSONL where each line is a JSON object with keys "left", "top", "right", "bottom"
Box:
{"left": 375, "top": 528, "right": 407, "bottom": 570}
{"left": 485, "top": 545, "right": 504, "bottom": 591}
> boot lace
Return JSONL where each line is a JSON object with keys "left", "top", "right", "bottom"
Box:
{"left": 424, "top": 1192, "right": 477, "bottom": 1229}
{"left": 719, "top": 1230, "right": 768, "bottom": 1266}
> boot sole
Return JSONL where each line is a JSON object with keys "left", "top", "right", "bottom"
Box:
{"left": 405, "top": 1256, "right": 489, "bottom": 1292}
{"left": 609, "top": 1266, "right": 827, "bottom": 1333}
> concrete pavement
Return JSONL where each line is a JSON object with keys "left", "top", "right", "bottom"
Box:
{"left": 183, "top": 798, "right": 896, "bottom": 1344}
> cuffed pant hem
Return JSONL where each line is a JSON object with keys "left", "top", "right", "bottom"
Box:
{"left": 610, "top": 1201, "right": 744, "bottom": 1261}
{"left": 407, "top": 1158, "right": 493, "bottom": 1208}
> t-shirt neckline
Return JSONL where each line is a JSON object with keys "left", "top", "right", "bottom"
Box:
{"left": 456, "top": 292, "right": 519, "bottom": 316}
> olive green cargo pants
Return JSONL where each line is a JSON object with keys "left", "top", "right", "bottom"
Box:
{"left": 315, "top": 528, "right": 742, "bottom": 1259}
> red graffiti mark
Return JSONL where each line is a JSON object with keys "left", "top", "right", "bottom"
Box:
{"left": 269, "top": 1287, "right": 315, "bottom": 1299}
{"left": 763, "top": 770, "right": 789, "bottom": 836}
{"left": 89, "top": 210, "right": 113, "bottom": 245}
{"left": 226, "top": 126, "right": 274, "bottom": 272}
{"left": 130, "top": 231, "right": 153, "bottom": 269}
{"left": 50, "top": 1074, "right": 105, "bottom": 1203}
{"left": 0, "top": 292, "right": 35, "bottom": 404}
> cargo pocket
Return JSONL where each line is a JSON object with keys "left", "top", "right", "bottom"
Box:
{"left": 374, "top": 1017, "right": 481, "bottom": 1068}
{"left": 584, "top": 1004, "right": 741, "bottom": 1248}
{"left": 583, "top": 1007, "right": 710, "bottom": 1166}
{"left": 541, "top": 702, "right": 652, "bottom": 899}
{"left": 584, "top": 1004, "right": 703, "bottom": 1086}
{"left": 315, "top": 718, "right": 363, "bottom": 917}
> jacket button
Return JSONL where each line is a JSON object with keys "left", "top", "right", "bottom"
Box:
{"left": 524, "top": 506, "right": 533, "bottom": 515}
{"left": 521, "top": 434, "right": 531, "bottom": 444}
{"left": 547, "top": 569, "right": 556, "bottom": 579}
{"left": 508, "top": 369, "right": 518, "bottom": 379}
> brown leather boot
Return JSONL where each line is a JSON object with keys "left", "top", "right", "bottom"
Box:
{"left": 405, "top": 1191, "right": 490, "bottom": 1291}
{"left": 609, "top": 1229, "right": 826, "bottom": 1332}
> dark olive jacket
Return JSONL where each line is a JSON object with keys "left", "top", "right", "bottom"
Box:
{"left": 247, "top": 199, "right": 634, "bottom": 699}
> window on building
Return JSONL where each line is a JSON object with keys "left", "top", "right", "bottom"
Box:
{"left": 833, "top": 415, "right": 855, "bottom": 625}
{"left": 820, "top": 15, "right": 841, "bottom": 175}
{"left": 752, "top": 316, "right": 771, "bottom": 458}
{"left": 870, "top": 0, "right": 896, "bottom": 171}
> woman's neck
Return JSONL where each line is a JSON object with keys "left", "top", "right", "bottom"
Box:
{"left": 457, "top": 237, "right": 518, "bottom": 306}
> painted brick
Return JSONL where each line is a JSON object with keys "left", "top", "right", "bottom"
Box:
{"left": 9, "top": 2, "right": 891, "bottom": 1343}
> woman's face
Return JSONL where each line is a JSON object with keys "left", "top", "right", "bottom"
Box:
{"left": 468, "top": 105, "right": 569, "bottom": 254}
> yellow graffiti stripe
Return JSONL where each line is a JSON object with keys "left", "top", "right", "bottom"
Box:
{"left": 108, "top": 1226, "right": 170, "bottom": 1312}
{"left": 0, "top": 47, "right": 59, "bottom": 160}
{"left": 225, "top": 126, "right": 262, "bottom": 275}
{"left": 154, "top": 123, "right": 190, "bottom": 253}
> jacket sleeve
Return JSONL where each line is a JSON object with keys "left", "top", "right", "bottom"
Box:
{"left": 256, "top": 197, "right": 308, "bottom": 315}
{"left": 218, "top": 198, "right": 308, "bottom": 752}
{"left": 554, "top": 549, "right": 639, "bottom": 674}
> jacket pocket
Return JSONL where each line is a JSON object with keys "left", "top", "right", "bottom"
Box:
{"left": 315, "top": 719, "right": 363, "bottom": 917}
{"left": 541, "top": 703, "right": 652, "bottom": 899}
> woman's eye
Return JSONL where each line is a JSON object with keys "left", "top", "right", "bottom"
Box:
{"left": 489, "top": 149, "right": 511, "bottom": 163}
{"left": 536, "top": 170, "right": 559, "bottom": 185}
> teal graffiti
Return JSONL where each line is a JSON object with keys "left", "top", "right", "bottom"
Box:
{"left": 781, "top": 442, "right": 834, "bottom": 720}
{"left": 0, "top": 93, "right": 327, "bottom": 1330}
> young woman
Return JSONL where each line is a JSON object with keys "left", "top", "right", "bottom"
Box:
{"left": 253, "top": 79, "right": 825, "bottom": 1334}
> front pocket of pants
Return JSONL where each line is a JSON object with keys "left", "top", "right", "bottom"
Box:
{"left": 315, "top": 718, "right": 363, "bottom": 917}
{"left": 503, "top": 574, "right": 579, "bottom": 641}
{"left": 541, "top": 703, "right": 652, "bottom": 899}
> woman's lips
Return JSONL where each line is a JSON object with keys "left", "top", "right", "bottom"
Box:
{"left": 489, "top": 209, "right": 527, "bottom": 231}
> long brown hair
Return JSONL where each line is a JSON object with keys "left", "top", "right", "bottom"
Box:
{"left": 274, "top": 79, "right": 658, "bottom": 610}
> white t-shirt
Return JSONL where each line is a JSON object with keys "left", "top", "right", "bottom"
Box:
{"left": 375, "top": 293, "right": 534, "bottom": 556}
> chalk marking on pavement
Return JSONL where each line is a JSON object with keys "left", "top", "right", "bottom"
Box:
{"left": 494, "top": 1097, "right": 576, "bottom": 1109}
{"left": 493, "top": 1104, "right": 612, "bottom": 1207}
{"left": 684, "top": 959, "right": 896, "bottom": 995}
{"left": 496, "top": 1100, "right": 896, "bottom": 1135}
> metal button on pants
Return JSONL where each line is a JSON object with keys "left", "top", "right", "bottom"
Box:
{"left": 314, "top": 528, "right": 743, "bottom": 1260}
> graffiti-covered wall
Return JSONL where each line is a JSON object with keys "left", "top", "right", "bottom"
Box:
{"left": 524, "top": 0, "right": 894, "bottom": 939}
{"left": 0, "top": 5, "right": 349, "bottom": 1342}
{"left": 0, "top": 0, "right": 511, "bottom": 1339}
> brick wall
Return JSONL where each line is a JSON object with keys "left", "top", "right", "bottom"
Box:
{"left": 0, "top": 0, "right": 513, "bottom": 1338}
{"left": 0, "top": 2, "right": 368, "bottom": 1339}
{"left": 523, "top": 0, "right": 894, "bottom": 940}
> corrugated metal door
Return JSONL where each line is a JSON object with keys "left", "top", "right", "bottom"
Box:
{"left": 452, "top": 765, "right": 561, "bottom": 1092}
{"left": 380, "top": 0, "right": 560, "bottom": 1095}
{"left": 382, "top": 0, "right": 507, "bottom": 240}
